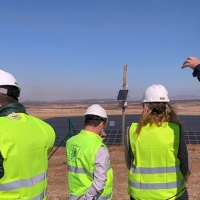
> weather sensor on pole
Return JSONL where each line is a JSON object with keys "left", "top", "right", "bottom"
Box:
{"left": 117, "top": 89, "right": 128, "bottom": 108}
{"left": 117, "top": 64, "right": 128, "bottom": 145}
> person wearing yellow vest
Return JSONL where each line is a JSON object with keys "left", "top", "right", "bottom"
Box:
{"left": 66, "top": 104, "right": 113, "bottom": 200}
{"left": 124, "top": 84, "right": 191, "bottom": 200}
{"left": 0, "top": 70, "right": 56, "bottom": 199}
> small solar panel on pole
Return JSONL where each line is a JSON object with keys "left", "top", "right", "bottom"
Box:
{"left": 117, "top": 64, "right": 128, "bottom": 145}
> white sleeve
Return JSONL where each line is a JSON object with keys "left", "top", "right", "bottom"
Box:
{"left": 80, "top": 147, "right": 109, "bottom": 200}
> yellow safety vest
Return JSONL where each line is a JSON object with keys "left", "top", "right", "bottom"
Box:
{"left": 0, "top": 112, "right": 55, "bottom": 199}
{"left": 66, "top": 130, "right": 113, "bottom": 200}
{"left": 128, "top": 122, "right": 186, "bottom": 200}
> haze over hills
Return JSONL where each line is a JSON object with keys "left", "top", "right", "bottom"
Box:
{"left": 20, "top": 95, "right": 200, "bottom": 105}
{"left": 170, "top": 95, "right": 200, "bottom": 100}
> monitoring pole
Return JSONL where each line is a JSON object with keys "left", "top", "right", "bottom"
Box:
{"left": 117, "top": 65, "right": 128, "bottom": 146}
{"left": 122, "top": 64, "right": 127, "bottom": 145}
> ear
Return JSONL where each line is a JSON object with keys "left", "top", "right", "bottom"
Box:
{"left": 99, "top": 121, "right": 104, "bottom": 129}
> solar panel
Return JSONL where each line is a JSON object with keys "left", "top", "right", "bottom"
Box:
{"left": 54, "top": 130, "right": 200, "bottom": 147}
{"left": 117, "top": 89, "right": 128, "bottom": 101}
{"left": 184, "top": 131, "right": 200, "bottom": 144}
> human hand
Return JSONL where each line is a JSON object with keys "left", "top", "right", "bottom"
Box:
{"left": 101, "top": 129, "right": 106, "bottom": 140}
{"left": 182, "top": 56, "right": 200, "bottom": 70}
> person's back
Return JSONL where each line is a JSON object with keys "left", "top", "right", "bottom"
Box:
{"left": 125, "top": 84, "right": 191, "bottom": 200}
{"left": 128, "top": 122, "right": 185, "bottom": 199}
{"left": 66, "top": 104, "right": 113, "bottom": 200}
{"left": 0, "top": 70, "right": 55, "bottom": 199}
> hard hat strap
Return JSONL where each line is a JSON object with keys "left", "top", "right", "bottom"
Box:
{"left": 85, "top": 115, "right": 105, "bottom": 121}
{"left": 146, "top": 103, "right": 168, "bottom": 114}
{"left": 0, "top": 87, "right": 20, "bottom": 98}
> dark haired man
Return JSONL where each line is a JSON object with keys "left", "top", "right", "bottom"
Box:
{"left": 66, "top": 104, "right": 113, "bottom": 200}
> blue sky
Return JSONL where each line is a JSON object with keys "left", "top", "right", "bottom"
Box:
{"left": 0, "top": 0, "right": 199, "bottom": 101}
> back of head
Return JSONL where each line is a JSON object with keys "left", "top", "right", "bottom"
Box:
{"left": 84, "top": 104, "right": 108, "bottom": 128}
{"left": 135, "top": 84, "right": 181, "bottom": 135}
{"left": 0, "top": 70, "right": 21, "bottom": 105}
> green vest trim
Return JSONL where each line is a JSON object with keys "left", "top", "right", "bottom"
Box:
{"left": 0, "top": 103, "right": 27, "bottom": 117}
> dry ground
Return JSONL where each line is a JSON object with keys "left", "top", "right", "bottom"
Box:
{"left": 24, "top": 100, "right": 200, "bottom": 119}
{"left": 47, "top": 145, "right": 200, "bottom": 200}
{"left": 24, "top": 101, "right": 200, "bottom": 200}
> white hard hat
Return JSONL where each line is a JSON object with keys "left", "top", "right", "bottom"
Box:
{"left": 0, "top": 70, "right": 20, "bottom": 88}
{"left": 142, "top": 84, "right": 170, "bottom": 102}
{"left": 85, "top": 104, "right": 107, "bottom": 119}
{"left": 0, "top": 70, "right": 20, "bottom": 98}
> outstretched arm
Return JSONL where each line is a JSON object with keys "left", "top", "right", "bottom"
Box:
{"left": 182, "top": 56, "right": 200, "bottom": 81}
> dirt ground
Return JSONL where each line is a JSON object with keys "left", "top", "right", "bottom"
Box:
{"left": 24, "top": 100, "right": 200, "bottom": 200}
{"left": 47, "top": 145, "right": 200, "bottom": 200}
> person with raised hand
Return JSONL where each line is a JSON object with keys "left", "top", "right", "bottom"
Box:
{"left": 182, "top": 56, "right": 200, "bottom": 81}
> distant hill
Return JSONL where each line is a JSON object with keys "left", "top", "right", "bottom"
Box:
{"left": 170, "top": 95, "right": 200, "bottom": 100}
{"left": 20, "top": 95, "right": 200, "bottom": 104}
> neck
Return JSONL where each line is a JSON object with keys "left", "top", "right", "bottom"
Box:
{"left": 84, "top": 126, "right": 99, "bottom": 135}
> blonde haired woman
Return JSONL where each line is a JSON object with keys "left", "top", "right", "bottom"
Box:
{"left": 125, "top": 84, "right": 191, "bottom": 200}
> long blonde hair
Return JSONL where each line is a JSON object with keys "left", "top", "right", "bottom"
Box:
{"left": 135, "top": 102, "right": 182, "bottom": 136}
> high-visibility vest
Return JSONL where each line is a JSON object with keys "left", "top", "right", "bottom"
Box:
{"left": 66, "top": 130, "right": 113, "bottom": 200}
{"left": 0, "top": 112, "right": 55, "bottom": 199}
{"left": 128, "top": 122, "right": 186, "bottom": 200}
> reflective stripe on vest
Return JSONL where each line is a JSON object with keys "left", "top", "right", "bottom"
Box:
{"left": 32, "top": 189, "right": 47, "bottom": 200}
{"left": 0, "top": 171, "right": 47, "bottom": 191}
{"left": 68, "top": 165, "right": 93, "bottom": 178}
{"left": 130, "top": 164, "right": 181, "bottom": 174}
{"left": 96, "top": 193, "right": 112, "bottom": 200}
{"left": 129, "top": 179, "right": 185, "bottom": 190}
{"left": 68, "top": 164, "right": 112, "bottom": 178}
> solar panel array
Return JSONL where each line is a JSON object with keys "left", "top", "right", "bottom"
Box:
{"left": 54, "top": 130, "right": 200, "bottom": 147}
{"left": 184, "top": 131, "right": 200, "bottom": 144}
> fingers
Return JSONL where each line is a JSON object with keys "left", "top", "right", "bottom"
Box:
{"left": 181, "top": 56, "right": 195, "bottom": 69}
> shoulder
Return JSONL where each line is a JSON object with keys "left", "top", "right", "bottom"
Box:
{"left": 28, "top": 115, "right": 55, "bottom": 132}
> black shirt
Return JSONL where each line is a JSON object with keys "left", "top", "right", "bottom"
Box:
{"left": 192, "top": 64, "right": 200, "bottom": 81}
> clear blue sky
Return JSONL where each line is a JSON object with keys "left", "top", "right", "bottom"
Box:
{"left": 0, "top": 0, "right": 199, "bottom": 101}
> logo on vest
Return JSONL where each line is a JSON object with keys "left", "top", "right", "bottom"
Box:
{"left": 7, "top": 112, "right": 22, "bottom": 120}
{"left": 70, "top": 145, "right": 80, "bottom": 161}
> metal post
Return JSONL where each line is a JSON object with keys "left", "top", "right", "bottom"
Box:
{"left": 122, "top": 64, "right": 127, "bottom": 145}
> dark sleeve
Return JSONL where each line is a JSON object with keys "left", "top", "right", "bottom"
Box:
{"left": 177, "top": 127, "right": 190, "bottom": 177}
{"left": 192, "top": 64, "right": 200, "bottom": 82}
{"left": 124, "top": 126, "right": 134, "bottom": 169}
{"left": 0, "top": 152, "right": 4, "bottom": 179}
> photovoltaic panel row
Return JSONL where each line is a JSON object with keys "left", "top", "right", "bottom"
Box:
{"left": 184, "top": 131, "right": 200, "bottom": 144}
{"left": 103, "top": 130, "right": 122, "bottom": 146}
{"left": 54, "top": 130, "right": 200, "bottom": 147}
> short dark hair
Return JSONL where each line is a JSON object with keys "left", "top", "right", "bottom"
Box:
{"left": 0, "top": 86, "right": 19, "bottom": 105}
{"left": 84, "top": 119, "right": 103, "bottom": 127}
{"left": 84, "top": 114, "right": 107, "bottom": 127}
